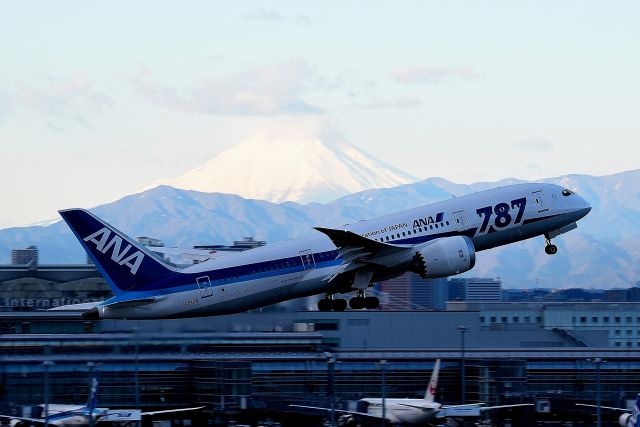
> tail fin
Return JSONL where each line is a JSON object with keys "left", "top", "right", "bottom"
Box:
{"left": 60, "top": 209, "right": 176, "bottom": 294}
{"left": 86, "top": 375, "right": 98, "bottom": 414}
{"left": 425, "top": 359, "right": 440, "bottom": 402}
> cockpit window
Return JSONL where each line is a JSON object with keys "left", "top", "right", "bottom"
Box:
{"left": 562, "top": 189, "right": 573, "bottom": 196}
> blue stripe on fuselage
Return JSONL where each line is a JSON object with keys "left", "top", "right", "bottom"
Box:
{"left": 104, "top": 212, "right": 565, "bottom": 303}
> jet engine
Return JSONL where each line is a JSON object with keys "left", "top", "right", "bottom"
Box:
{"left": 10, "top": 419, "right": 25, "bottom": 427}
{"left": 619, "top": 412, "right": 634, "bottom": 427}
{"left": 412, "top": 236, "right": 476, "bottom": 278}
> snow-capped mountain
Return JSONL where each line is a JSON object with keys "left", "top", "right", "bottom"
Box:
{"left": 1, "top": 170, "right": 639, "bottom": 289}
{"left": 146, "top": 137, "right": 417, "bottom": 204}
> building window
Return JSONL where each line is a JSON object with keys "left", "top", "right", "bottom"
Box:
{"left": 480, "top": 316, "right": 485, "bottom": 323}
{"left": 615, "top": 330, "right": 621, "bottom": 335}
{"left": 513, "top": 316, "right": 520, "bottom": 323}
{"left": 604, "top": 317, "right": 610, "bottom": 323}
{"left": 627, "top": 330, "right": 633, "bottom": 335}
{"left": 501, "top": 316, "right": 508, "bottom": 323}
{"left": 490, "top": 316, "right": 496, "bottom": 323}
{"left": 580, "top": 316, "right": 586, "bottom": 323}
{"left": 536, "top": 316, "right": 542, "bottom": 323}
{"left": 627, "top": 342, "right": 632, "bottom": 347}
{"left": 627, "top": 317, "right": 632, "bottom": 323}
{"left": 592, "top": 317, "right": 598, "bottom": 323}
{"left": 615, "top": 342, "right": 621, "bottom": 347}
{"left": 524, "top": 316, "right": 531, "bottom": 323}
{"left": 616, "top": 316, "right": 621, "bottom": 323}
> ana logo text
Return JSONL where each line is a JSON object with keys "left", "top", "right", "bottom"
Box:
{"left": 413, "top": 212, "right": 444, "bottom": 228}
{"left": 83, "top": 227, "right": 144, "bottom": 275}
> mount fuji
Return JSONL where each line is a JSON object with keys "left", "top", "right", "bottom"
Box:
{"left": 146, "top": 137, "right": 417, "bottom": 204}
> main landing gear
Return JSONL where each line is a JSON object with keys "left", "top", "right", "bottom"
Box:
{"left": 544, "top": 234, "right": 558, "bottom": 255}
{"left": 318, "top": 291, "right": 379, "bottom": 312}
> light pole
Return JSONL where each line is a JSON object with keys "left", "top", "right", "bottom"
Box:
{"left": 134, "top": 325, "right": 140, "bottom": 426}
{"left": 87, "top": 362, "right": 96, "bottom": 427}
{"left": 457, "top": 326, "right": 470, "bottom": 404}
{"left": 324, "top": 352, "right": 336, "bottom": 427}
{"left": 377, "top": 360, "right": 388, "bottom": 427}
{"left": 588, "top": 358, "right": 606, "bottom": 427}
{"left": 42, "top": 360, "right": 54, "bottom": 427}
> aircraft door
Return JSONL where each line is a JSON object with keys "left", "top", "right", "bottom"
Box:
{"left": 452, "top": 210, "right": 468, "bottom": 232}
{"left": 299, "top": 249, "right": 316, "bottom": 270}
{"left": 196, "top": 276, "right": 213, "bottom": 298}
{"left": 532, "top": 190, "right": 549, "bottom": 213}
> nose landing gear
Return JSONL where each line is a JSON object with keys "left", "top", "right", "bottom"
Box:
{"left": 544, "top": 234, "right": 558, "bottom": 255}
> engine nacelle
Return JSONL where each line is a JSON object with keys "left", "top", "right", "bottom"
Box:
{"left": 619, "top": 412, "right": 634, "bottom": 427}
{"left": 10, "top": 419, "right": 25, "bottom": 427}
{"left": 412, "top": 236, "right": 476, "bottom": 278}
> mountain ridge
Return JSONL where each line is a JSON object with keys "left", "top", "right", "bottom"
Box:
{"left": 1, "top": 169, "right": 639, "bottom": 289}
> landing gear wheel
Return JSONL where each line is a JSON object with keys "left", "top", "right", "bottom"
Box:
{"left": 364, "top": 296, "right": 379, "bottom": 310}
{"left": 545, "top": 244, "right": 558, "bottom": 255}
{"left": 318, "top": 298, "right": 332, "bottom": 312}
{"left": 349, "top": 297, "right": 365, "bottom": 310}
{"left": 332, "top": 299, "right": 347, "bottom": 312}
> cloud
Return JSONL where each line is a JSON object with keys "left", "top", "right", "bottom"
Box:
{"left": 514, "top": 136, "right": 553, "bottom": 152}
{"left": 390, "top": 65, "right": 479, "bottom": 84}
{"left": 0, "top": 89, "right": 10, "bottom": 119}
{"left": 134, "top": 61, "right": 320, "bottom": 116}
{"left": 355, "top": 95, "right": 422, "bottom": 110}
{"left": 241, "top": 9, "right": 311, "bottom": 26}
{"left": 14, "top": 75, "right": 114, "bottom": 118}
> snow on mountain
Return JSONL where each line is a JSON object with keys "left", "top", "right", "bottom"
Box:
{"left": 1, "top": 170, "right": 639, "bottom": 289}
{"left": 147, "top": 137, "right": 417, "bottom": 204}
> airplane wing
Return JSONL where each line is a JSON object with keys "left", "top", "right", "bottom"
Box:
{"left": 576, "top": 403, "right": 630, "bottom": 412}
{"left": 0, "top": 414, "right": 49, "bottom": 424}
{"left": 141, "top": 406, "right": 205, "bottom": 416}
{"left": 48, "top": 301, "right": 103, "bottom": 311}
{"left": 480, "top": 403, "right": 534, "bottom": 411}
{"left": 314, "top": 227, "right": 412, "bottom": 281}
{"left": 289, "top": 404, "right": 389, "bottom": 420}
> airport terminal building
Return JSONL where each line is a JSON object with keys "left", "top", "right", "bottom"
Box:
{"left": 2, "top": 263, "right": 640, "bottom": 425}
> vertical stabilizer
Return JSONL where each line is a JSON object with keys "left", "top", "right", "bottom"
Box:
{"left": 425, "top": 359, "right": 441, "bottom": 402}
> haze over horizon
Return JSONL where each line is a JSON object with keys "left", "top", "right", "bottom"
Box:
{"left": 1, "top": 1, "right": 639, "bottom": 227}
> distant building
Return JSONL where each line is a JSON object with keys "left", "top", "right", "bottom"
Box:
{"left": 194, "top": 236, "right": 266, "bottom": 253}
{"left": 11, "top": 246, "right": 38, "bottom": 266}
{"left": 448, "top": 277, "right": 502, "bottom": 302}
{"left": 604, "top": 288, "right": 628, "bottom": 302}
{"left": 411, "top": 277, "right": 448, "bottom": 309}
{"left": 379, "top": 274, "right": 411, "bottom": 309}
{"left": 136, "top": 236, "right": 165, "bottom": 247}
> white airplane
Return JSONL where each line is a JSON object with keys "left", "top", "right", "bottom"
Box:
{"left": 55, "top": 182, "right": 591, "bottom": 319}
{"left": 0, "top": 377, "right": 203, "bottom": 426}
{"left": 291, "top": 359, "right": 533, "bottom": 425}
{"left": 576, "top": 394, "right": 640, "bottom": 427}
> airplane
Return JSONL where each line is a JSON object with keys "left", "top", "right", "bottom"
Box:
{"left": 54, "top": 182, "right": 591, "bottom": 319}
{"left": 291, "top": 359, "right": 533, "bottom": 425}
{"left": 576, "top": 394, "right": 640, "bottom": 427}
{"left": 0, "top": 376, "right": 204, "bottom": 426}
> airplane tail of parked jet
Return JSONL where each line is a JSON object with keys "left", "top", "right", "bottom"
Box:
{"left": 425, "top": 358, "right": 440, "bottom": 403}
{"left": 59, "top": 209, "right": 177, "bottom": 295}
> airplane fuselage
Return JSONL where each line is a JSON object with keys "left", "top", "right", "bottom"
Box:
{"left": 81, "top": 183, "right": 591, "bottom": 319}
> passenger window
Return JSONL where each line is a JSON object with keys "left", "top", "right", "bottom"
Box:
{"left": 402, "top": 232, "right": 406, "bottom": 237}
{"left": 419, "top": 228, "right": 422, "bottom": 232}
{"left": 435, "top": 224, "right": 438, "bottom": 228}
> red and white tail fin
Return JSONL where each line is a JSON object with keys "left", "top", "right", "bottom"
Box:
{"left": 424, "top": 359, "right": 440, "bottom": 403}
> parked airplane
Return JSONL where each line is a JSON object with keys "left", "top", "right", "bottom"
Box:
{"left": 292, "top": 359, "right": 532, "bottom": 425}
{"left": 0, "top": 377, "right": 203, "bottom": 426}
{"left": 576, "top": 394, "right": 640, "bottom": 427}
{"left": 56, "top": 183, "right": 590, "bottom": 319}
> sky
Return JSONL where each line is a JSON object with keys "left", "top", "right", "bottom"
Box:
{"left": 1, "top": 1, "right": 639, "bottom": 228}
